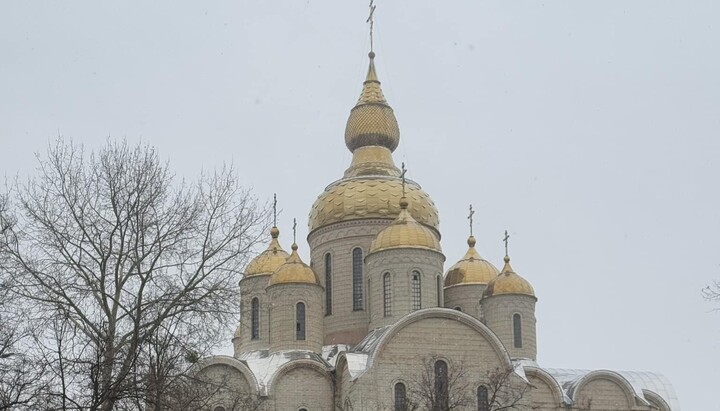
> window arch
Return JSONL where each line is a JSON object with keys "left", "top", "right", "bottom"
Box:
{"left": 352, "top": 248, "right": 364, "bottom": 311}
{"left": 394, "top": 382, "right": 408, "bottom": 411}
{"left": 296, "top": 302, "right": 306, "bottom": 340}
{"left": 325, "top": 253, "right": 332, "bottom": 315}
{"left": 251, "top": 297, "right": 259, "bottom": 340}
{"left": 383, "top": 272, "right": 392, "bottom": 317}
{"left": 213, "top": 407, "right": 226, "bottom": 411}
{"left": 436, "top": 275, "right": 442, "bottom": 306}
{"left": 454, "top": 306, "right": 462, "bottom": 312}
{"left": 411, "top": 271, "right": 421, "bottom": 311}
{"left": 477, "top": 385, "right": 489, "bottom": 411}
{"left": 434, "top": 360, "right": 449, "bottom": 410}
{"left": 513, "top": 313, "right": 522, "bottom": 348}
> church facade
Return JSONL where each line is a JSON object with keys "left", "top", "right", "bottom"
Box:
{"left": 195, "top": 50, "right": 680, "bottom": 411}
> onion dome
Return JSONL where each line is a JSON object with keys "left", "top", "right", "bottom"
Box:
{"left": 483, "top": 255, "right": 535, "bottom": 298}
{"left": 369, "top": 197, "right": 441, "bottom": 254}
{"left": 345, "top": 51, "right": 400, "bottom": 153}
{"left": 268, "top": 243, "right": 321, "bottom": 286}
{"left": 444, "top": 236, "right": 499, "bottom": 287}
{"left": 309, "top": 178, "right": 439, "bottom": 233}
{"left": 244, "top": 227, "right": 290, "bottom": 277}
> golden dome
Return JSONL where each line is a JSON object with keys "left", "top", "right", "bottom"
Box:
{"left": 345, "top": 52, "right": 400, "bottom": 153}
{"left": 444, "top": 236, "right": 499, "bottom": 287}
{"left": 244, "top": 226, "right": 290, "bottom": 277}
{"left": 369, "top": 197, "right": 442, "bottom": 254}
{"left": 483, "top": 256, "right": 535, "bottom": 298}
{"left": 268, "top": 243, "right": 321, "bottom": 287}
{"left": 308, "top": 177, "right": 439, "bottom": 233}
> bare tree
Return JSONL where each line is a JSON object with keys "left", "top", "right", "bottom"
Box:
{"left": 407, "top": 357, "right": 528, "bottom": 411}
{"left": 0, "top": 139, "right": 269, "bottom": 410}
{"left": 703, "top": 281, "right": 720, "bottom": 306}
{"left": 482, "top": 366, "right": 528, "bottom": 411}
{"left": 409, "top": 356, "right": 472, "bottom": 411}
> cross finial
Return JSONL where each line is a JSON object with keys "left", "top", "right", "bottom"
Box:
{"left": 468, "top": 204, "right": 475, "bottom": 237}
{"left": 400, "top": 162, "right": 407, "bottom": 197}
{"left": 367, "top": 0, "right": 377, "bottom": 53}
{"left": 503, "top": 230, "right": 510, "bottom": 257}
{"left": 292, "top": 218, "right": 297, "bottom": 244}
{"left": 273, "top": 193, "right": 278, "bottom": 227}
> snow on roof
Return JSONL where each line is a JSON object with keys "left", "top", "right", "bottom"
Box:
{"left": 542, "top": 367, "right": 681, "bottom": 411}
{"left": 238, "top": 349, "right": 330, "bottom": 396}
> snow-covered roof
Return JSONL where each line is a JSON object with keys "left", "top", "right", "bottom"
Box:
{"left": 237, "top": 349, "right": 330, "bottom": 396}
{"left": 538, "top": 367, "right": 680, "bottom": 410}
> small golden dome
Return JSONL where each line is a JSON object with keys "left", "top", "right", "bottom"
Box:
{"left": 483, "top": 256, "right": 535, "bottom": 298}
{"left": 369, "top": 198, "right": 442, "bottom": 254}
{"left": 244, "top": 226, "right": 290, "bottom": 276}
{"left": 268, "top": 243, "right": 321, "bottom": 286}
{"left": 345, "top": 52, "right": 400, "bottom": 153}
{"left": 308, "top": 177, "right": 439, "bottom": 233}
{"left": 444, "top": 236, "right": 499, "bottom": 287}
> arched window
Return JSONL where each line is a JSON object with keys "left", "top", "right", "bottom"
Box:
{"left": 298, "top": 409, "right": 308, "bottom": 411}
{"left": 454, "top": 306, "right": 462, "bottom": 312}
{"left": 296, "top": 302, "right": 306, "bottom": 340}
{"left": 411, "top": 271, "right": 421, "bottom": 311}
{"left": 213, "top": 406, "right": 226, "bottom": 411}
{"left": 383, "top": 272, "right": 392, "bottom": 317}
{"left": 513, "top": 313, "right": 522, "bottom": 348}
{"left": 251, "top": 298, "right": 259, "bottom": 340}
{"left": 477, "top": 385, "right": 489, "bottom": 411}
{"left": 394, "top": 382, "right": 408, "bottom": 411}
{"left": 436, "top": 275, "right": 442, "bottom": 306}
{"left": 352, "top": 248, "right": 364, "bottom": 311}
{"left": 325, "top": 253, "right": 332, "bottom": 315}
{"left": 434, "top": 360, "right": 449, "bottom": 410}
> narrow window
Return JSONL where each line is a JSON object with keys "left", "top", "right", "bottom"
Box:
{"left": 434, "top": 360, "right": 449, "bottom": 411}
{"left": 325, "top": 253, "right": 332, "bottom": 315}
{"left": 454, "top": 306, "right": 462, "bottom": 312}
{"left": 251, "top": 298, "right": 259, "bottom": 340}
{"left": 436, "top": 275, "right": 442, "bottom": 306}
{"left": 411, "top": 271, "right": 421, "bottom": 311}
{"left": 513, "top": 313, "right": 522, "bottom": 348}
{"left": 477, "top": 385, "right": 489, "bottom": 411}
{"left": 394, "top": 382, "right": 408, "bottom": 411}
{"left": 352, "top": 248, "right": 364, "bottom": 311}
{"left": 296, "top": 302, "right": 306, "bottom": 340}
{"left": 383, "top": 272, "right": 392, "bottom": 317}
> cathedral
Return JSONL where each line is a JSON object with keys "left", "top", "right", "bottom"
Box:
{"left": 195, "top": 44, "right": 680, "bottom": 411}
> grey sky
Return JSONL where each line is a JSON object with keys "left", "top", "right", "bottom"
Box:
{"left": 1, "top": 1, "right": 718, "bottom": 409}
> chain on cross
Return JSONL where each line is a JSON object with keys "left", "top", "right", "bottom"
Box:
{"left": 400, "top": 162, "right": 407, "bottom": 198}
{"left": 292, "top": 218, "right": 297, "bottom": 244}
{"left": 273, "top": 193, "right": 278, "bottom": 227}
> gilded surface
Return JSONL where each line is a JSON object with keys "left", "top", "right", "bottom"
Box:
{"left": 308, "top": 177, "right": 439, "bottom": 233}
{"left": 345, "top": 54, "right": 400, "bottom": 152}
{"left": 369, "top": 205, "right": 441, "bottom": 254}
{"left": 444, "top": 236, "right": 499, "bottom": 287}
{"left": 344, "top": 146, "right": 400, "bottom": 178}
{"left": 244, "top": 229, "right": 290, "bottom": 276}
{"left": 483, "top": 257, "right": 535, "bottom": 297}
{"left": 268, "top": 245, "right": 320, "bottom": 286}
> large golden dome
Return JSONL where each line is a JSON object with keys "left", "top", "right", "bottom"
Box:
{"left": 244, "top": 227, "right": 290, "bottom": 277}
{"left": 483, "top": 256, "right": 535, "bottom": 298}
{"left": 369, "top": 198, "right": 441, "bottom": 254}
{"left": 345, "top": 52, "right": 400, "bottom": 153}
{"left": 309, "top": 52, "right": 439, "bottom": 234}
{"left": 268, "top": 244, "right": 321, "bottom": 287}
{"left": 444, "top": 236, "right": 499, "bottom": 287}
{"left": 309, "top": 177, "right": 439, "bottom": 233}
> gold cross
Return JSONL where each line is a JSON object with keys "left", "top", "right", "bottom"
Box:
{"left": 293, "top": 218, "right": 297, "bottom": 244}
{"left": 273, "top": 193, "right": 277, "bottom": 227}
{"left": 468, "top": 204, "right": 475, "bottom": 237}
{"left": 367, "top": 0, "right": 377, "bottom": 53}
{"left": 503, "top": 230, "right": 510, "bottom": 257}
{"left": 400, "top": 162, "right": 407, "bottom": 197}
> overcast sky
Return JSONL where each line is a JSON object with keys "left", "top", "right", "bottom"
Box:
{"left": 1, "top": 1, "right": 718, "bottom": 409}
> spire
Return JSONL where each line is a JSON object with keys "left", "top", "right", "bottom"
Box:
{"left": 502, "top": 230, "right": 514, "bottom": 273}
{"left": 344, "top": 2, "right": 400, "bottom": 154}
